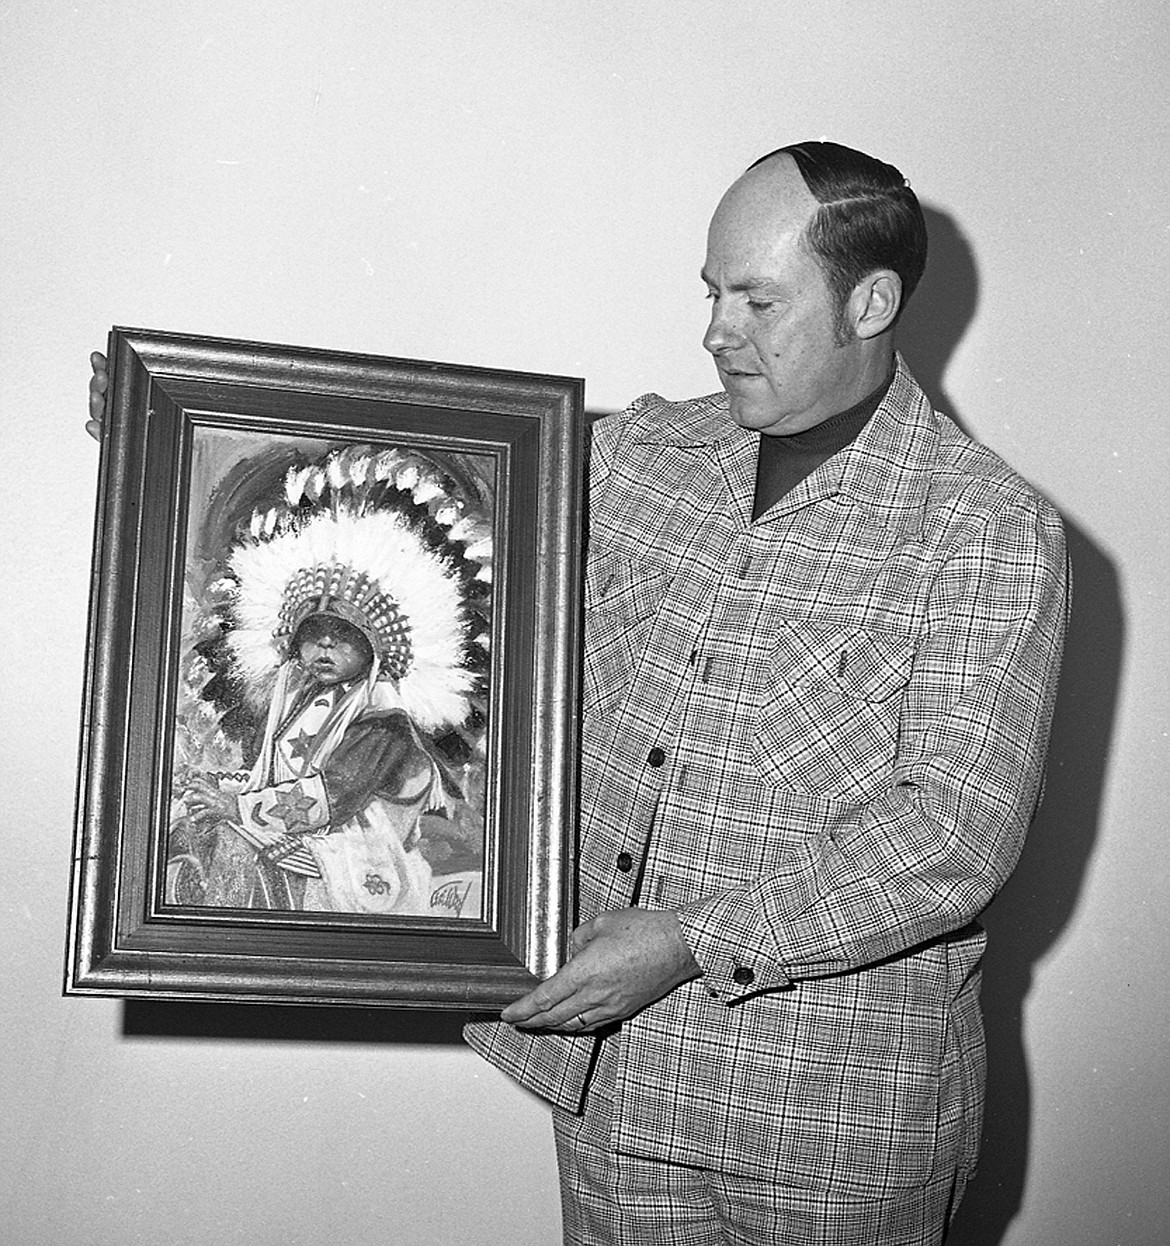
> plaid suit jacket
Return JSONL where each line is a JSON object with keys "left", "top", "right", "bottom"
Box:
{"left": 466, "top": 359, "right": 1068, "bottom": 1195}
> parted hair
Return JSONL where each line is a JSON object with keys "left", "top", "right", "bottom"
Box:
{"left": 751, "top": 141, "right": 928, "bottom": 327}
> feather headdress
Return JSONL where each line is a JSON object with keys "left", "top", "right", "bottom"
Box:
{"left": 223, "top": 444, "right": 492, "bottom": 735}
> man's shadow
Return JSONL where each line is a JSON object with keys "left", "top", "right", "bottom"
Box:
{"left": 900, "top": 208, "right": 1122, "bottom": 1244}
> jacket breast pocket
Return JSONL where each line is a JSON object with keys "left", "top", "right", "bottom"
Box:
{"left": 750, "top": 620, "right": 912, "bottom": 802}
{"left": 582, "top": 552, "right": 671, "bottom": 717}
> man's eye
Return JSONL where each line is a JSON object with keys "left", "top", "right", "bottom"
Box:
{"left": 748, "top": 299, "right": 777, "bottom": 312}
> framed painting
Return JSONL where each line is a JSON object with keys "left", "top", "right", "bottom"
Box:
{"left": 65, "top": 327, "right": 585, "bottom": 1008}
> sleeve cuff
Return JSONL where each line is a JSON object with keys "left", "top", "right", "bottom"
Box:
{"left": 236, "top": 774, "right": 332, "bottom": 836}
{"left": 675, "top": 892, "right": 793, "bottom": 1004}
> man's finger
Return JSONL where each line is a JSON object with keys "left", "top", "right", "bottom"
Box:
{"left": 501, "top": 956, "right": 605, "bottom": 1026}
{"left": 510, "top": 998, "right": 603, "bottom": 1032}
{"left": 500, "top": 977, "right": 574, "bottom": 1024}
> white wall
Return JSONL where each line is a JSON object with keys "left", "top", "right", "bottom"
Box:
{"left": 2, "top": 3, "right": 1166, "bottom": 1242}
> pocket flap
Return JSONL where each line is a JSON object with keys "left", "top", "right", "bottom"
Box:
{"left": 585, "top": 552, "right": 671, "bottom": 616}
{"left": 769, "top": 619, "right": 912, "bottom": 703}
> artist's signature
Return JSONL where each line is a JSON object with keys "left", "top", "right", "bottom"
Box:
{"left": 430, "top": 880, "right": 472, "bottom": 918}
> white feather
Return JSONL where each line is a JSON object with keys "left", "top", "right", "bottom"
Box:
{"left": 326, "top": 455, "right": 347, "bottom": 491}
{"left": 373, "top": 450, "right": 401, "bottom": 480}
{"left": 284, "top": 465, "right": 313, "bottom": 507}
{"left": 411, "top": 479, "right": 443, "bottom": 504}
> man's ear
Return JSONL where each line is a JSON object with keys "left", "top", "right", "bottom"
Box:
{"left": 849, "top": 270, "right": 902, "bottom": 340}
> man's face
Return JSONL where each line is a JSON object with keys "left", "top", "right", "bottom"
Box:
{"left": 296, "top": 622, "right": 372, "bottom": 686}
{"left": 702, "top": 155, "right": 864, "bottom": 435}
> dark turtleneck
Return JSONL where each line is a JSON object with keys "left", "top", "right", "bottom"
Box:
{"left": 751, "top": 371, "right": 894, "bottom": 520}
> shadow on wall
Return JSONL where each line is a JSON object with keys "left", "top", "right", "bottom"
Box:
{"left": 902, "top": 208, "right": 1123, "bottom": 1246}
{"left": 123, "top": 999, "right": 470, "bottom": 1044}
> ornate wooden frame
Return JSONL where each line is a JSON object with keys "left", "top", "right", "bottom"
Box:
{"left": 65, "top": 327, "right": 584, "bottom": 1008}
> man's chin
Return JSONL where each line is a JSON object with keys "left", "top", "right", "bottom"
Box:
{"left": 725, "top": 394, "right": 830, "bottom": 436}
{"left": 725, "top": 394, "right": 778, "bottom": 431}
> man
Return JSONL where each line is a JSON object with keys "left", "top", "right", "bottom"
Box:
{"left": 463, "top": 142, "right": 1068, "bottom": 1243}
{"left": 89, "top": 141, "right": 1066, "bottom": 1243}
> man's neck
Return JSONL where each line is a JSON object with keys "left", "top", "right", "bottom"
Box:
{"left": 752, "top": 365, "right": 894, "bottom": 519}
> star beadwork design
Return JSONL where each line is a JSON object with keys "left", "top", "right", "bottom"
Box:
{"left": 286, "top": 728, "right": 318, "bottom": 763}
{"left": 269, "top": 783, "right": 320, "bottom": 834}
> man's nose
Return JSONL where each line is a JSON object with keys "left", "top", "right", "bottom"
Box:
{"left": 703, "top": 299, "right": 741, "bottom": 355}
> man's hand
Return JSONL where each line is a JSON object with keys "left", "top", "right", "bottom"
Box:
{"left": 87, "top": 351, "right": 108, "bottom": 440}
{"left": 500, "top": 907, "right": 701, "bottom": 1034}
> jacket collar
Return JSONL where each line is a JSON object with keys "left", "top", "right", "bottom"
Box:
{"left": 630, "top": 354, "right": 939, "bottom": 531}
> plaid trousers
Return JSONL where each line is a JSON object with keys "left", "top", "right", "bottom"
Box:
{"left": 554, "top": 1101, "right": 967, "bottom": 1245}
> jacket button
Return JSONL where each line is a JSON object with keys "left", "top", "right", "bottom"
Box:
{"left": 616, "top": 852, "right": 634, "bottom": 872}
{"left": 732, "top": 966, "right": 755, "bottom": 986}
{"left": 647, "top": 746, "right": 666, "bottom": 768}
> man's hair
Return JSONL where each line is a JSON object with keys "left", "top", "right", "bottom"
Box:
{"left": 750, "top": 141, "right": 928, "bottom": 332}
